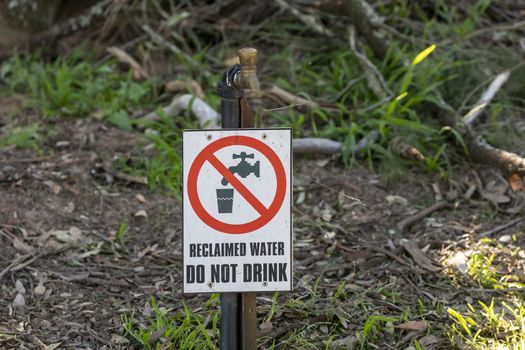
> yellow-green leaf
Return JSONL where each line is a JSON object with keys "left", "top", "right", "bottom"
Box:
{"left": 412, "top": 44, "right": 436, "bottom": 66}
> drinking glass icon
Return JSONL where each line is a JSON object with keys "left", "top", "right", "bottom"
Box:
{"left": 216, "top": 188, "right": 234, "bottom": 213}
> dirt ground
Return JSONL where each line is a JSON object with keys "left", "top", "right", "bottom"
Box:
{"left": 1, "top": 119, "right": 524, "bottom": 349}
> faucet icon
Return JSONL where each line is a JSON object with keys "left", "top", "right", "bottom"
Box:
{"left": 221, "top": 152, "right": 260, "bottom": 186}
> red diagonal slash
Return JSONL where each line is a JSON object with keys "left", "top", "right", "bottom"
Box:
{"left": 207, "top": 154, "right": 268, "bottom": 216}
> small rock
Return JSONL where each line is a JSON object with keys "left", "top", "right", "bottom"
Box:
{"left": 499, "top": 235, "right": 512, "bottom": 243}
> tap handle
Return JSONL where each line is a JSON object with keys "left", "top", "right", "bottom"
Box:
{"left": 233, "top": 152, "right": 254, "bottom": 160}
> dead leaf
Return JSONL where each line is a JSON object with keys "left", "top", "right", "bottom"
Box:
{"left": 330, "top": 335, "right": 357, "bottom": 349}
{"left": 63, "top": 201, "right": 75, "bottom": 213}
{"left": 483, "top": 191, "right": 511, "bottom": 204}
{"left": 259, "top": 321, "right": 272, "bottom": 331}
{"left": 390, "top": 137, "right": 425, "bottom": 161}
{"left": 43, "top": 180, "right": 62, "bottom": 194}
{"left": 110, "top": 334, "right": 129, "bottom": 345}
{"left": 395, "top": 320, "right": 428, "bottom": 331}
{"left": 386, "top": 195, "right": 408, "bottom": 206}
{"left": 418, "top": 334, "right": 440, "bottom": 347}
{"left": 509, "top": 173, "right": 525, "bottom": 192}
{"left": 134, "top": 210, "right": 148, "bottom": 218}
{"left": 15, "top": 280, "right": 25, "bottom": 295}
{"left": 13, "top": 293, "right": 25, "bottom": 312}
{"left": 135, "top": 194, "right": 147, "bottom": 203}
{"left": 13, "top": 238, "right": 33, "bottom": 254}
{"left": 401, "top": 239, "right": 441, "bottom": 272}
{"left": 482, "top": 181, "right": 510, "bottom": 204}
{"left": 52, "top": 227, "right": 82, "bottom": 243}
{"left": 34, "top": 280, "right": 46, "bottom": 296}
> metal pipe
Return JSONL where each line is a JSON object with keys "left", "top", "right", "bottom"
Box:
{"left": 218, "top": 64, "right": 242, "bottom": 128}
{"left": 218, "top": 63, "right": 242, "bottom": 350}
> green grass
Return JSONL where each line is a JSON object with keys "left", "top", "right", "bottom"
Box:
{"left": 443, "top": 236, "right": 525, "bottom": 349}
{"left": 1, "top": 54, "right": 159, "bottom": 129}
{"left": 123, "top": 296, "right": 220, "bottom": 349}
{"left": 0, "top": 123, "right": 42, "bottom": 150}
{"left": 448, "top": 299, "right": 525, "bottom": 349}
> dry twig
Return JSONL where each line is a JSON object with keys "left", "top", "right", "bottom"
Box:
{"left": 264, "top": 85, "right": 319, "bottom": 112}
{"left": 165, "top": 80, "right": 205, "bottom": 99}
{"left": 396, "top": 201, "right": 449, "bottom": 236}
{"left": 348, "top": 25, "right": 393, "bottom": 99}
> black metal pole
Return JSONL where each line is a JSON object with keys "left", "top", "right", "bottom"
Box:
{"left": 218, "top": 65, "right": 242, "bottom": 350}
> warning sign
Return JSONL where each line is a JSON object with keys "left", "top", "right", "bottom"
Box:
{"left": 183, "top": 129, "right": 292, "bottom": 293}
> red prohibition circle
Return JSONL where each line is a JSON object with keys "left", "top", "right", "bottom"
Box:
{"left": 187, "top": 135, "right": 287, "bottom": 234}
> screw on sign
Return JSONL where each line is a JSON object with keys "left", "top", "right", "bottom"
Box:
{"left": 187, "top": 134, "right": 287, "bottom": 234}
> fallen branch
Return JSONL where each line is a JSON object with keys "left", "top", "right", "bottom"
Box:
{"left": 143, "top": 93, "right": 378, "bottom": 156}
{"left": 274, "top": 0, "right": 333, "bottom": 37}
{"left": 292, "top": 138, "right": 341, "bottom": 155}
{"left": 165, "top": 80, "right": 205, "bottom": 99}
{"left": 264, "top": 85, "right": 319, "bottom": 112}
{"left": 292, "top": 130, "right": 379, "bottom": 156}
{"left": 345, "top": 0, "right": 388, "bottom": 59}
{"left": 106, "top": 47, "right": 149, "bottom": 81}
{"left": 468, "top": 135, "right": 525, "bottom": 176}
{"left": 348, "top": 25, "right": 392, "bottom": 99}
{"left": 458, "top": 70, "right": 525, "bottom": 177}
{"left": 141, "top": 94, "right": 219, "bottom": 128}
{"left": 463, "top": 71, "right": 510, "bottom": 128}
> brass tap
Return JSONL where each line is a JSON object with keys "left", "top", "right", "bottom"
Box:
{"left": 238, "top": 47, "right": 262, "bottom": 127}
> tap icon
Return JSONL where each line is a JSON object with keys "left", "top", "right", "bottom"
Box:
{"left": 221, "top": 152, "right": 260, "bottom": 186}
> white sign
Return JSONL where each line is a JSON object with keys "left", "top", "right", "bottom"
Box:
{"left": 183, "top": 128, "right": 292, "bottom": 293}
